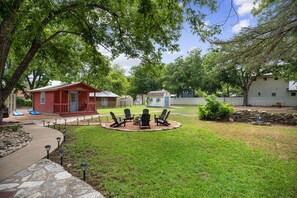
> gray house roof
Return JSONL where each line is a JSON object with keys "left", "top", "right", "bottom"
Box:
{"left": 89, "top": 91, "right": 119, "bottom": 98}
{"left": 148, "top": 90, "right": 170, "bottom": 97}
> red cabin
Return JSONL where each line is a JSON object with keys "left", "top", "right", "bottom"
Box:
{"left": 30, "top": 82, "right": 100, "bottom": 116}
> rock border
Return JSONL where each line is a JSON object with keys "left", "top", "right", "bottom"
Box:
{"left": 0, "top": 124, "right": 32, "bottom": 158}
{"left": 101, "top": 120, "right": 182, "bottom": 132}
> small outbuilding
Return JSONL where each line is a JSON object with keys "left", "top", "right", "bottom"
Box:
{"left": 117, "top": 95, "right": 133, "bottom": 107}
{"left": 89, "top": 91, "right": 119, "bottom": 108}
{"left": 147, "top": 90, "right": 170, "bottom": 107}
{"left": 30, "top": 82, "right": 100, "bottom": 116}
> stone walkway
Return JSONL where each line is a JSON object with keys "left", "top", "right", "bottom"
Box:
{"left": 0, "top": 159, "right": 104, "bottom": 198}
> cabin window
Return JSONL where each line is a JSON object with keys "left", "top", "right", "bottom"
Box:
{"left": 291, "top": 93, "right": 296, "bottom": 96}
{"left": 156, "top": 98, "right": 160, "bottom": 102}
{"left": 263, "top": 77, "right": 267, "bottom": 81}
{"left": 272, "top": 93, "right": 276, "bottom": 96}
{"left": 258, "top": 92, "right": 261, "bottom": 96}
{"left": 40, "top": 92, "right": 45, "bottom": 104}
{"left": 101, "top": 98, "right": 108, "bottom": 106}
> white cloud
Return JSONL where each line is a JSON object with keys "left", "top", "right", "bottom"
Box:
{"left": 234, "top": 0, "right": 258, "bottom": 16}
{"left": 111, "top": 54, "right": 141, "bottom": 75}
{"left": 232, "top": 19, "right": 251, "bottom": 33}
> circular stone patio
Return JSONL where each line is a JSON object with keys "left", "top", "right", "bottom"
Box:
{"left": 101, "top": 120, "right": 182, "bottom": 132}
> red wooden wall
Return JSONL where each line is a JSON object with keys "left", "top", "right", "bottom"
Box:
{"left": 33, "top": 92, "right": 55, "bottom": 113}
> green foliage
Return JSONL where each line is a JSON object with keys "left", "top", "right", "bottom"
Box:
{"left": 11, "top": 124, "right": 21, "bottom": 132}
{"left": 16, "top": 97, "right": 32, "bottom": 107}
{"left": 163, "top": 48, "right": 203, "bottom": 96}
{"left": 198, "top": 94, "right": 233, "bottom": 120}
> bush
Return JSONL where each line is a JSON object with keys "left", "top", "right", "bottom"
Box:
{"left": 198, "top": 95, "right": 234, "bottom": 120}
{"left": 16, "top": 97, "right": 32, "bottom": 107}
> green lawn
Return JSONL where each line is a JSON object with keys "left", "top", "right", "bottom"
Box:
{"left": 52, "top": 113, "right": 297, "bottom": 197}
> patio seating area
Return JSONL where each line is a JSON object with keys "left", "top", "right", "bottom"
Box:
{"left": 105, "top": 108, "right": 181, "bottom": 131}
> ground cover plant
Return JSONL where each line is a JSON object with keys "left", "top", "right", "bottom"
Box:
{"left": 51, "top": 106, "right": 297, "bottom": 197}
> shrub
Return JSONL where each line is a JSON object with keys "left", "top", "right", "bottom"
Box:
{"left": 16, "top": 97, "right": 32, "bottom": 107}
{"left": 198, "top": 95, "right": 234, "bottom": 120}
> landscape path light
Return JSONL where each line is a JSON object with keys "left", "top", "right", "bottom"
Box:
{"left": 47, "top": 121, "right": 50, "bottom": 127}
{"left": 56, "top": 137, "right": 61, "bottom": 148}
{"left": 64, "top": 118, "right": 67, "bottom": 126}
{"left": 63, "top": 128, "right": 67, "bottom": 142}
{"left": 81, "top": 162, "right": 88, "bottom": 181}
{"left": 59, "top": 149, "right": 64, "bottom": 165}
{"left": 45, "top": 145, "right": 51, "bottom": 159}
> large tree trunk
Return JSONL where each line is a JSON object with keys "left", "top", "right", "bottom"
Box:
{"left": 243, "top": 90, "right": 249, "bottom": 106}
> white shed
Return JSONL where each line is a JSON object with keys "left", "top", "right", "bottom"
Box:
{"left": 147, "top": 90, "right": 170, "bottom": 107}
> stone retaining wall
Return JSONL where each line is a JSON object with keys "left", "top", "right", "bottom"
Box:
{"left": 230, "top": 110, "right": 297, "bottom": 126}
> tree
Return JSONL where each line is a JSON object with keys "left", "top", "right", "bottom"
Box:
{"left": 100, "top": 64, "right": 129, "bottom": 96}
{"left": 215, "top": 0, "right": 297, "bottom": 74}
{"left": 201, "top": 50, "right": 241, "bottom": 96}
{"left": 216, "top": 45, "right": 272, "bottom": 106}
{"left": 163, "top": 49, "right": 204, "bottom": 96}
{"left": 0, "top": 0, "right": 219, "bottom": 124}
{"left": 129, "top": 64, "right": 163, "bottom": 101}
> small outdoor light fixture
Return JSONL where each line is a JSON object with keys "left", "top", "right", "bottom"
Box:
{"left": 77, "top": 117, "right": 79, "bottom": 126}
{"left": 45, "top": 145, "right": 51, "bottom": 159}
{"left": 56, "top": 137, "right": 61, "bottom": 148}
{"left": 55, "top": 118, "right": 57, "bottom": 124}
{"left": 64, "top": 118, "right": 67, "bottom": 126}
{"left": 88, "top": 120, "right": 90, "bottom": 125}
{"left": 63, "top": 128, "right": 67, "bottom": 142}
{"left": 59, "top": 149, "right": 64, "bottom": 165}
{"left": 47, "top": 121, "right": 50, "bottom": 127}
{"left": 42, "top": 120, "right": 45, "bottom": 126}
{"left": 81, "top": 162, "right": 88, "bottom": 181}
{"left": 256, "top": 114, "right": 265, "bottom": 125}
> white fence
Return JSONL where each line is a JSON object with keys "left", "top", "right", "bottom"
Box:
{"left": 170, "top": 97, "right": 297, "bottom": 107}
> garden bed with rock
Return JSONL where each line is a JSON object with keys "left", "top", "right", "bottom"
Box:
{"left": 230, "top": 110, "right": 297, "bottom": 126}
{"left": 0, "top": 123, "right": 32, "bottom": 158}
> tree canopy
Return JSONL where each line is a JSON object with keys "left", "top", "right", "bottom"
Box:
{"left": 215, "top": 0, "right": 297, "bottom": 75}
{"left": 0, "top": 0, "right": 220, "bottom": 123}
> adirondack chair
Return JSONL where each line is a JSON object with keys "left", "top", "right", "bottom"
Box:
{"left": 124, "top": 108, "right": 134, "bottom": 121}
{"left": 110, "top": 112, "right": 126, "bottom": 127}
{"left": 154, "top": 109, "right": 167, "bottom": 123}
{"left": 142, "top": 109, "right": 149, "bottom": 115}
{"left": 139, "top": 113, "right": 151, "bottom": 129}
{"left": 156, "top": 111, "right": 171, "bottom": 126}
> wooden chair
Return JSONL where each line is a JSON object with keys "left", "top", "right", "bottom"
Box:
{"left": 124, "top": 108, "right": 134, "bottom": 121}
{"left": 154, "top": 109, "right": 167, "bottom": 123}
{"left": 142, "top": 109, "right": 149, "bottom": 115}
{"left": 139, "top": 113, "right": 150, "bottom": 129}
{"left": 110, "top": 112, "right": 126, "bottom": 127}
{"left": 156, "top": 111, "right": 171, "bottom": 126}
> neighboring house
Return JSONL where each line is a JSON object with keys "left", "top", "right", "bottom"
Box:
{"left": 180, "top": 90, "right": 194, "bottom": 98}
{"left": 117, "top": 95, "right": 133, "bottom": 107}
{"left": 134, "top": 94, "right": 147, "bottom": 105}
{"left": 248, "top": 75, "right": 297, "bottom": 106}
{"left": 30, "top": 82, "right": 100, "bottom": 116}
{"left": 147, "top": 90, "right": 170, "bottom": 107}
{"left": 89, "top": 91, "right": 119, "bottom": 108}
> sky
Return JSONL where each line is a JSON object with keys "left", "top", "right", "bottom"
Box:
{"left": 109, "top": 0, "right": 259, "bottom": 75}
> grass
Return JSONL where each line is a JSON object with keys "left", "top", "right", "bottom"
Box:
{"left": 51, "top": 112, "right": 297, "bottom": 198}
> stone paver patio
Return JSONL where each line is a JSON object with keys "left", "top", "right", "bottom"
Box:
{"left": 0, "top": 159, "right": 104, "bottom": 198}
